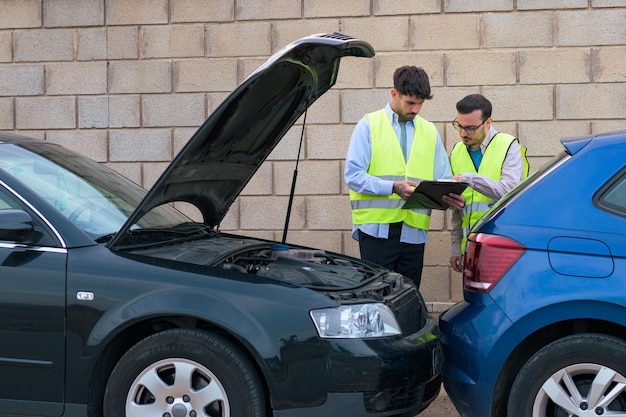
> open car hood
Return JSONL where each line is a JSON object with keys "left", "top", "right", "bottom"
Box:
{"left": 109, "top": 33, "right": 374, "bottom": 248}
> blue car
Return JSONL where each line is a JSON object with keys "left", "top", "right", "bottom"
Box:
{"left": 439, "top": 131, "right": 626, "bottom": 417}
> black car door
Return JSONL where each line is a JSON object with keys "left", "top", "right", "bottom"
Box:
{"left": 0, "top": 186, "right": 66, "bottom": 416}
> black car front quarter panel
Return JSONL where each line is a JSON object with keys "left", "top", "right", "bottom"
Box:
{"left": 64, "top": 244, "right": 339, "bottom": 409}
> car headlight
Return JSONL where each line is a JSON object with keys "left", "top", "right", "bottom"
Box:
{"left": 310, "top": 303, "right": 401, "bottom": 338}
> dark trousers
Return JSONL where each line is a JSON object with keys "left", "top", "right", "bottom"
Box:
{"left": 358, "top": 223, "right": 425, "bottom": 288}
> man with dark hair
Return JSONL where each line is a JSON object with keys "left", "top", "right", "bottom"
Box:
{"left": 345, "top": 66, "right": 462, "bottom": 288}
{"left": 448, "top": 93, "right": 529, "bottom": 272}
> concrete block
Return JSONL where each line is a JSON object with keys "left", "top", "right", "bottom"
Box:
{"left": 78, "top": 96, "right": 109, "bottom": 129}
{"left": 46, "top": 62, "right": 108, "bottom": 95}
{"left": 0, "top": 0, "right": 40, "bottom": 29}
{"left": 0, "top": 64, "right": 44, "bottom": 96}
{"left": 342, "top": 16, "right": 410, "bottom": 52}
{"left": 519, "top": 120, "right": 590, "bottom": 157}
{"left": 109, "top": 129, "right": 172, "bottom": 162}
{"left": 109, "top": 95, "right": 141, "bottom": 128}
{"left": 142, "top": 25, "right": 205, "bottom": 58}
{"left": 335, "top": 56, "right": 375, "bottom": 89}
{"left": 306, "top": 124, "right": 354, "bottom": 160}
{"left": 105, "top": 162, "right": 142, "bottom": 184}
{"left": 304, "top": 91, "right": 340, "bottom": 125}
{"left": 483, "top": 11, "right": 553, "bottom": 48}
{"left": 106, "top": 0, "right": 168, "bottom": 25}
{"left": 410, "top": 14, "right": 480, "bottom": 50}
{"left": 444, "top": 0, "right": 513, "bottom": 12}
{"left": 520, "top": 49, "right": 591, "bottom": 84}
{"left": 425, "top": 230, "right": 452, "bottom": 266}
{"left": 240, "top": 196, "right": 305, "bottom": 229}
{"left": 272, "top": 19, "right": 340, "bottom": 52}
{"left": 77, "top": 29, "right": 108, "bottom": 61}
{"left": 341, "top": 89, "right": 390, "bottom": 124}
{"left": 109, "top": 61, "right": 171, "bottom": 94}
{"left": 207, "top": 22, "right": 271, "bottom": 57}
{"left": 44, "top": 0, "right": 104, "bottom": 27}
{"left": 557, "top": 84, "right": 626, "bottom": 119}
{"left": 141, "top": 162, "right": 169, "bottom": 188}
{"left": 276, "top": 159, "right": 342, "bottom": 195}
{"left": 593, "top": 47, "right": 626, "bottom": 82}
{"left": 46, "top": 130, "right": 108, "bottom": 162}
{"left": 268, "top": 127, "right": 306, "bottom": 160}
{"left": 592, "top": 0, "right": 626, "bottom": 6}
{"left": 482, "top": 85, "right": 554, "bottom": 121}
{"left": 446, "top": 51, "right": 516, "bottom": 86}
{"left": 0, "top": 32, "right": 12, "bottom": 62}
{"left": 107, "top": 27, "right": 139, "bottom": 59}
{"left": 15, "top": 29, "right": 74, "bottom": 62}
{"left": 239, "top": 57, "right": 270, "bottom": 81}
{"left": 219, "top": 200, "right": 239, "bottom": 230}
{"left": 171, "top": 0, "right": 234, "bottom": 22}
{"left": 0, "top": 98, "right": 13, "bottom": 129}
{"left": 557, "top": 9, "right": 626, "bottom": 46}
{"left": 518, "top": 0, "right": 587, "bottom": 9}
{"left": 307, "top": 195, "right": 352, "bottom": 230}
{"left": 420, "top": 266, "right": 451, "bottom": 302}
{"left": 241, "top": 162, "right": 273, "bottom": 195}
{"left": 236, "top": 0, "right": 301, "bottom": 20}
{"left": 429, "top": 210, "right": 445, "bottom": 231}
{"left": 172, "top": 202, "right": 203, "bottom": 223}
{"left": 373, "top": 0, "right": 440, "bottom": 15}
{"left": 342, "top": 231, "right": 360, "bottom": 257}
{"left": 174, "top": 59, "right": 238, "bottom": 92}
{"left": 16, "top": 97, "right": 75, "bottom": 129}
{"left": 142, "top": 94, "right": 206, "bottom": 127}
{"left": 304, "top": 0, "right": 370, "bottom": 17}
{"left": 592, "top": 120, "right": 626, "bottom": 133}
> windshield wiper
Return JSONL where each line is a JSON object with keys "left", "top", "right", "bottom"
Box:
{"left": 95, "top": 233, "right": 116, "bottom": 243}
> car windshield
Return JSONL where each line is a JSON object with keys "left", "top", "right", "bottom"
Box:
{"left": 0, "top": 142, "right": 190, "bottom": 239}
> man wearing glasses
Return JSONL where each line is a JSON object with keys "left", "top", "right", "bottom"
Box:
{"left": 448, "top": 94, "right": 529, "bottom": 272}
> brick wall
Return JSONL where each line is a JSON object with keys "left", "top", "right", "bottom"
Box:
{"left": 2, "top": 0, "right": 626, "bottom": 310}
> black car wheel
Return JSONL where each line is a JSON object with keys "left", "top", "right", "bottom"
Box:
{"left": 508, "top": 334, "right": 626, "bottom": 417}
{"left": 103, "top": 328, "right": 265, "bottom": 417}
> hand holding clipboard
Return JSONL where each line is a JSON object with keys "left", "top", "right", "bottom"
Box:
{"left": 402, "top": 180, "right": 468, "bottom": 210}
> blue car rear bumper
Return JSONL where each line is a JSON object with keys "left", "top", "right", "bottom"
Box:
{"left": 439, "top": 300, "right": 515, "bottom": 417}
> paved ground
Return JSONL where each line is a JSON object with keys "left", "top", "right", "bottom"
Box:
{"left": 418, "top": 388, "right": 460, "bottom": 417}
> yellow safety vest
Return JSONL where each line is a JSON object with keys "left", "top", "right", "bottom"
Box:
{"left": 450, "top": 132, "right": 528, "bottom": 253}
{"left": 349, "top": 109, "right": 437, "bottom": 230}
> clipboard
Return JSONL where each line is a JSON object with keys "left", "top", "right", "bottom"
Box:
{"left": 402, "top": 180, "right": 468, "bottom": 210}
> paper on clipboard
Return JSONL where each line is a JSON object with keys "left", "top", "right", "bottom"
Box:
{"left": 402, "top": 180, "right": 468, "bottom": 210}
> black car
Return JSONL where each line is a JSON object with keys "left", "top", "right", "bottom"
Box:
{"left": 0, "top": 33, "right": 440, "bottom": 417}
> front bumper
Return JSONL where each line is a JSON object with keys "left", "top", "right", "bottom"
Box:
{"left": 439, "top": 301, "right": 514, "bottom": 417}
{"left": 274, "top": 316, "right": 441, "bottom": 417}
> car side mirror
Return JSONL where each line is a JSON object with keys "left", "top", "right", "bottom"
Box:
{"left": 0, "top": 209, "right": 35, "bottom": 242}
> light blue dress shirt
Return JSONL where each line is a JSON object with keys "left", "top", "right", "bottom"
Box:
{"left": 344, "top": 103, "right": 452, "bottom": 244}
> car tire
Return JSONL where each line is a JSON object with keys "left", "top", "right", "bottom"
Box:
{"left": 507, "top": 333, "right": 626, "bottom": 417}
{"left": 103, "top": 328, "right": 265, "bottom": 417}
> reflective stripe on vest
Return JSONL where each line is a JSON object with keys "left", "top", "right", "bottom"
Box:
{"left": 450, "top": 132, "right": 519, "bottom": 253}
{"left": 349, "top": 109, "right": 437, "bottom": 230}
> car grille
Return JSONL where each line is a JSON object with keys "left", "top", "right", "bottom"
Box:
{"left": 389, "top": 287, "right": 423, "bottom": 336}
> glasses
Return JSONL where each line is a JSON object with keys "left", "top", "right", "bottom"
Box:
{"left": 452, "top": 119, "right": 485, "bottom": 135}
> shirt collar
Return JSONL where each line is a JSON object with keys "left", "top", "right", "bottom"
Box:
{"left": 385, "top": 102, "right": 413, "bottom": 126}
{"left": 480, "top": 126, "right": 499, "bottom": 151}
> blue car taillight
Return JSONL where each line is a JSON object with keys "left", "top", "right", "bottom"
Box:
{"left": 463, "top": 233, "right": 526, "bottom": 293}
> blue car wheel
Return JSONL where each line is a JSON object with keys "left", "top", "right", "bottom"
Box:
{"left": 508, "top": 334, "right": 626, "bottom": 416}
